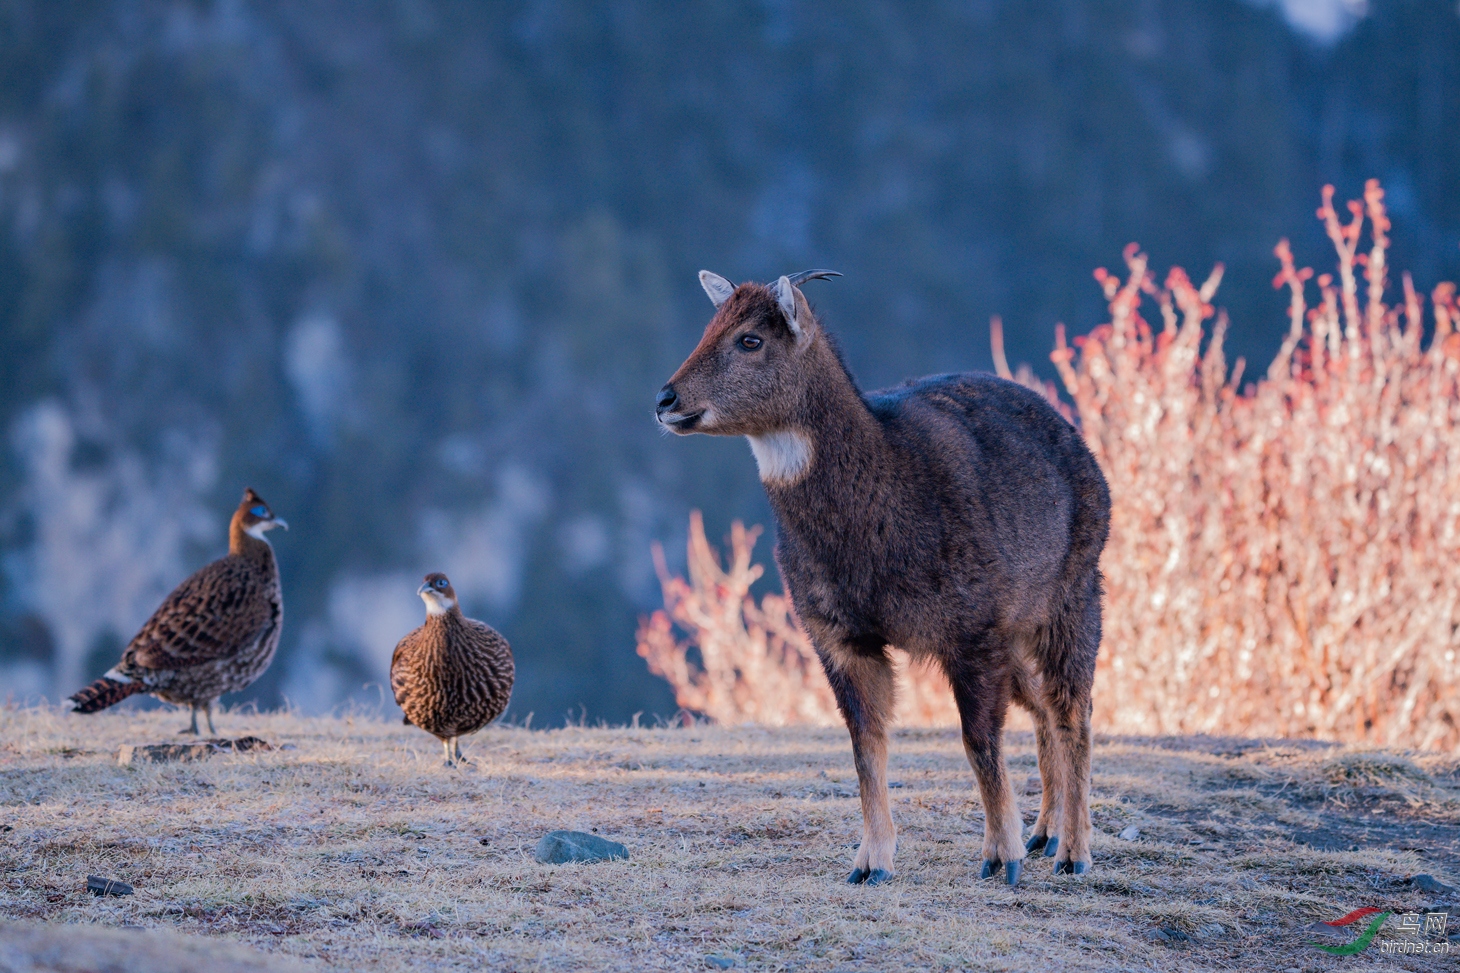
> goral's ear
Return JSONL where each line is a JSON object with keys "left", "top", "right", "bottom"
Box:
{"left": 775, "top": 276, "right": 818, "bottom": 344}
{"left": 698, "top": 270, "right": 735, "bottom": 308}
{"left": 793, "top": 287, "right": 817, "bottom": 343}
{"left": 774, "top": 276, "right": 802, "bottom": 339}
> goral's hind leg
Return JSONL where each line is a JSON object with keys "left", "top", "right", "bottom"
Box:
{"left": 1042, "top": 593, "right": 1100, "bottom": 876}
{"left": 1024, "top": 711, "right": 1067, "bottom": 859}
{"left": 1012, "top": 662, "right": 1066, "bottom": 860}
{"left": 1049, "top": 695, "right": 1093, "bottom": 875}
{"left": 947, "top": 654, "right": 1025, "bottom": 886}
{"left": 815, "top": 632, "right": 897, "bottom": 887}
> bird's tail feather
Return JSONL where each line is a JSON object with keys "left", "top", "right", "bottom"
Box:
{"left": 68, "top": 677, "right": 147, "bottom": 713}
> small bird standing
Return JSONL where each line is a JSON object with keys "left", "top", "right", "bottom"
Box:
{"left": 67, "top": 488, "right": 287, "bottom": 735}
{"left": 391, "top": 573, "right": 514, "bottom": 766}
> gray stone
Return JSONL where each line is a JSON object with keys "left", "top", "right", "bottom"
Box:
{"left": 1304, "top": 921, "right": 1349, "bottom": 942}
{"left": 1410, "top": 873, "right": 1458, "bottom": 895}
{"left": 1145, "top": 926, "right": 1190, "bottom": 943}
{"left": 286, "top": 897, "right": 328, "bottom": 910}
{"left": 534, "top": 830, "right": 629, "bottom": 864}
{"left": 705, "top": 956, "right": 738, "bottom": 969}
{"left": 86, "top": 875, "right": 133, "bottom": 896}
{"left": 1118, "top": 825, "right": 1141, "bottom": 841}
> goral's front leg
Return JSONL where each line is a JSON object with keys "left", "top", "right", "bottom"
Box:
{"left": 846, "top": 727, "right": 896, "bottom": 886}
{"left": 815, "top": 635, "right": 898, "bottom": 886}
{"left": 948, "top": 655, "right": 1026, "bottom": 886}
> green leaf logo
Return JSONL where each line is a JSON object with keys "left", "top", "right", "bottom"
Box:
{"left": 1310, "top": 910, "right": 1390, "bottom": 956}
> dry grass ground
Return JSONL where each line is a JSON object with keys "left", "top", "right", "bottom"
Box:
{"left": 1, "top": 705, "right": 1458, "bottom": 972}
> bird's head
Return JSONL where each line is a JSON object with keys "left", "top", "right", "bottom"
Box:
{"left": 418, "top": 573, "right": 457, "bottom": 616}
{"left": 235, "top": 488, "right": 288, "bottom": 540}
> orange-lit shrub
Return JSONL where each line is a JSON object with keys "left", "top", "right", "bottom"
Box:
{"left": 639, "top": 182, "right": 1460, "bottom": 751}
{"left": 1061, "top": 180, "right": 1460, "bottom": 751}
{"left": 635, "top": 511, "right": 958, "bottom": 727}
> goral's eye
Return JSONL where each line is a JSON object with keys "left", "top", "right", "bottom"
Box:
{"left": 250, "top": 505, "right": 268, "bottom": 517}
{"left": 738, "top": 334, "right": 763, "bottom": 350}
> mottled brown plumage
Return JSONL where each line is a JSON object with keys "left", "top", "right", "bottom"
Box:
{"left": 390, "top": 573, "right": 514, "bottom": 765}
{"left": 67, "top": 488, "right": 287, "bottom": 735}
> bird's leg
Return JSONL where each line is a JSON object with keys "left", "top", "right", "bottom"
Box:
{"left": 442, "top": 738, "right": 454, "bottom": 767}
{"left": 452, "top": 737, "right": 465, "bottom": 764}
{"left": 205, "top": 700, "right": 217, "bottom": 737}
{"left": 181, "top": 705, "right": 200, "bottom": 735}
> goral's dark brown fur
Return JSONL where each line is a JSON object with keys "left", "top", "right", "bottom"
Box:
{"left": 658, "top": 277, "right": 1110, "bottom": 884}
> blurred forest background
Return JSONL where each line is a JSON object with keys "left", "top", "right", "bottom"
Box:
{"left": 0, "top": 0, "right": 1457, "bottom": 724}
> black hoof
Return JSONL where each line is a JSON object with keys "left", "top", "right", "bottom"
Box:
{"left": 1024, "top": 834, "right": 1047, "bottom": 853}
{"left": 1005, "top": 860, "right": 1022, "bottom": 886}
{"left": 979, "top": 859, "right": 1001, "bottom": 880}
{"left": 847, "top": 867, "right": 891, "bottom": 885}
{"left": 1054, "top": 860, "right": 1090, "bottom": 875}
{"left": 1043, "top": 836, "right": 1059, "bottom": 858}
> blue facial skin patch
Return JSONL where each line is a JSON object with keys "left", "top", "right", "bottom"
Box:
{"left": 251, "top": 505, "right": 268, "bottom": 517}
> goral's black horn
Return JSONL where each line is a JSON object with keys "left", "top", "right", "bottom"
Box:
{"left": 785, "top": 269, "right": 842, "bottom": 286}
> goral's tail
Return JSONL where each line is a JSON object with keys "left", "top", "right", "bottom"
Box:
{"left": 67, "top": 676, "right": 148, "bottom": 713}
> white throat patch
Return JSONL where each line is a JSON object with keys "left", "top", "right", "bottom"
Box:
{"left": 746, "top": 430, "right": 813, "bottom": 486}
{"left": 244, "top": 522, "right": 271, "bottom": 541}
{"left": 423, "top": 594, "right": 456, "bottom": 617}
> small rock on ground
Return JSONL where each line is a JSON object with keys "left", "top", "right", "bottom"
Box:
{"left": 705, "top": 955, "right": 738, "bottom": 969}
{"left": 1410, "top": 873, "right": 1458, "bottom": 894}
{"left": 534, "top": 830, "right": 629, "bottom": 864}
{"left": 86, "top": 875, "right": 133, "bottom": 897}
{"left": 1145, "top": 926, "right": 1190, "bottom": 943}
{"left": 1118, "top": 825, "right": 1140, "bottom": 841}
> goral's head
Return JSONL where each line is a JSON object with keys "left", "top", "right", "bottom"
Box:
{"left": 655, "top": 270, "right": 840, "bottom": 438}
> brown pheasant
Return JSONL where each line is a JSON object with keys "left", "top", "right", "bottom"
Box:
{"left": 66, "top": 488, "right": 287, "bottom": 735}
{"left": 390, "top": 573, "right": 514, "bottom": 766}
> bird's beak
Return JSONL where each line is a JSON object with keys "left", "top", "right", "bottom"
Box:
{"left": 270, "top": 518, "right": 288, "bottom": 531}
{"left": 417, "top": 583, "right": 431, "bottom": 597}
